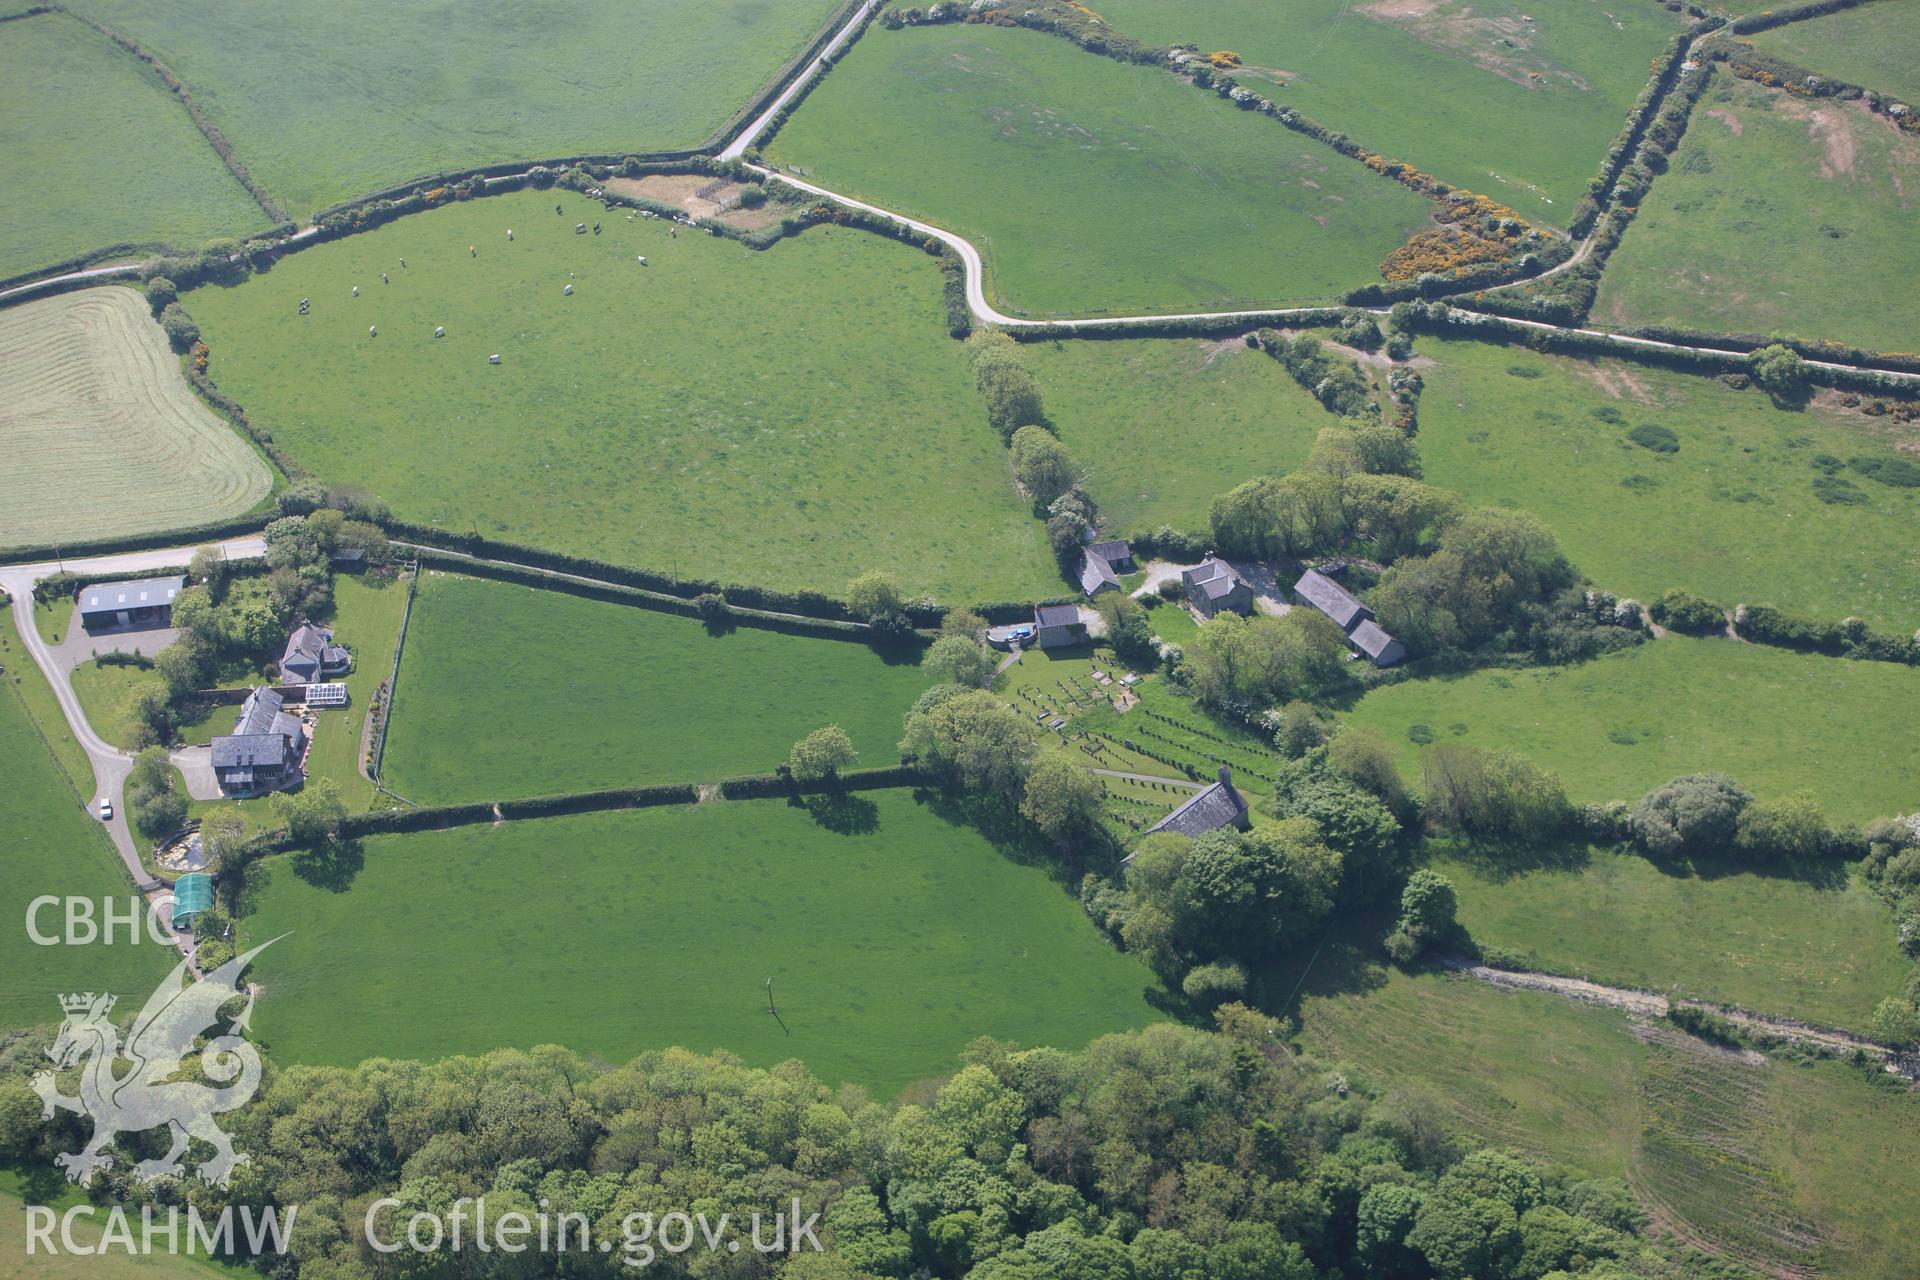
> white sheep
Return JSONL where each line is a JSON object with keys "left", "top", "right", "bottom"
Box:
{"left": 488, "top": 354, "right": 502, "bottom": 364}
{"left": 507, "top": 229, "right": 514, "bottom": 240}
{"left": 563, "top": 284, "right": 574, "bottom": 296}
{"left": 434, "top": 326, "right": 445, "bottom": 338}
{"left": 636, "top": 256, "right": 647, "bottom": 265}
{"left": 352, "top": 286, "right": 359, "bottom": 297}
{"left": 369, "top": 325, "right": 378, "bottom": 337}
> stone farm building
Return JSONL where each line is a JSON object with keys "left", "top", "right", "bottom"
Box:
{"left": 279, "top": 623, "right": 350, "bottom": 685}
{"left": 1183, "top": 558, "right": 1254, "bottom": 618}
{"left": 1292, "top": 569, "right": 1405, "bottom": 667}
{"left": 78, "top": 576, "right": 183, "bottom": 632}
{"left": 1127, "top": 766, "right": 1251, "bottom": 855}
{"left": 210, "top": 687, "right": 307, "bottom": 796}
{"left": 1033, "top": 603, "right": 1088, "bottom": 649}
{"left": 1078, "top": 540, "right": 1135, "bottom": 598}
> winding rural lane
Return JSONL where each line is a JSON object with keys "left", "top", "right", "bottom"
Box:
{"left": 720, "top": 0, "right": 881, "bottom": 162}
{"left": 0, "top": 537, "right": 263, "bottom": 890}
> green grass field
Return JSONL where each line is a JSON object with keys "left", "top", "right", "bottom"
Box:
{"left": 1746, "top": 0, "right": 1920, "bottom": 105}
{"left": 1293, "top": 958, "right": 1920, "bottom": 1280}
{"left": 237, "top": 793, "right": 1163, "bottom": 1093}
{"left": 1438, "top": 848, "right": 1909, "bottom": 1032}
{"left": 299, "top": 571, "right": 411, "bottom": 810}
{"left": 69, "top": 0, "right": 849, "bottom": 219}
{"left": 0, "top": 288, "right": 271, "bottom": 549}
{"left": 1022, "top": 335, "right": 1337, "bottom": 534}
{"left": 381, "top": 573, "right": 932, "bottom": 803}
{"left": 1091, "top": 0, "right": 1687, "bottom": 225}
{"left": 0, "top": 14, "right": 268, "bottom": 279}
{"left": 1342, "top": 633, "right": 1920, "bottom": 822}
{"left": 185, "top": 189, "right": 1058, "bottom": 602}
{"left": 766, "top": 24, "right": 1434, "bottom": 317}
{"left": 1594, "top": 75, "right": 1920, "bottom": 352}
{"left": 0, "top": 655, "right": 169, "bottom": 1032}
{"left": 1413, "top": 338, "right": 1920, "bottom": 627}
{"left": 2, "top": 611, "right": 94, "bottom": 794}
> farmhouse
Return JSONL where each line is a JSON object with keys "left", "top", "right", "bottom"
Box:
{"left": 1132, "top": 766, "right": 1251, "bottom": 849}
{"left": 1033, "top": 603, "right": 1088, "bottom": 649}
{"left": 1293, "top": 569, "right": 1405, "bottom": 667}
{"left": 210, "top": 686, "right": 307, "bottom": 796}
{"left": 1182, "top": 558, "right": 1254, "bottom": 618}
{"left": 1077, "top": 539, "right": 1133, "bottom": 597}
{"left": 78, "top": 576, "right": 183, "bottom": 632}
{"left": 279, "top": 622, "right": 350, "bottom": 685}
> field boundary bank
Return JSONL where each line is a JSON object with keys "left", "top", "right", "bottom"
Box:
{"left": 1450, "top": 959, "right": 1919, "bottom": 1078}
{"left": 54, "top": 5, "right": 292, "bottom": 228}
{"left": 234, "top": 769, "right": 924, "bottom": 867}
{"left": 364, "top": 562, "right": 420, "bottom": 785}
{"left": 399, "top": 545, "right": 921, "bottom": 645}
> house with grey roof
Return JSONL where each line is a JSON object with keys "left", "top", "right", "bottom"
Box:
{"left": 1033, "top": 603, "right": 1088, "bottom": 649}
{"left": 210, "top": 687, "right": 307, "bottom": 796}
{"left": 1182, "top": 558, "right": 1254, "bottom": 618}
{"left": 279, "top": 623, "right": 351, "bottom": 685}
{"left": 1294, "top": 568, "right": 1406, "bottom": 667}
{"left": 1129, "top": 766, "right": 1251, "bottom": 851}
{"left": 78, "top": 576, "right": 184, "bottom": 632}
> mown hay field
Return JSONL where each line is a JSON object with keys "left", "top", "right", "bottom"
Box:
{"left": 238, "top": 794, "right": 1163, "bottom": 1094}
{"left": 380, "top": 573, "right": 933, "bottom": 804}
{"left": 1746, "top": 0, "right": 1920, "bottom": 106}
{"left": 0, "top": 13, "right": 269, "bottom": 279}
{"left": 1438, "top": 848, "right": 1910, "bottom": 1033}
{"left": 1092, "top": 0, "right": 1687, "bottom": 225}
{"left": 0, "top": 288, "right": 271, "bottom": 548}
{"left": 70, "top": 0, "right": 851, "bottom": 219}
{"left": 765, "top": 23, "right": 1435, "bottom": 317}
{"left": 1293, "top": 956, "right": 1920, "bottom": 1280}
{"left": 1414, "top": 338, "right": 1920, "bottom": 629}
{"left": 183, "top": 189, "right": 1059, "bottom": 602}
{"left": 1340, "top": 632, "right": 1920, "bottom": 823}
{"left": 1594, "top": 75, "right": 1920, "bottom": 352}
{"left": 1022, "top": 335, "right": 1340, "bottom": 535}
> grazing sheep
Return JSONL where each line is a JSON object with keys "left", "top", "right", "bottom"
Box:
{"left": 352, "top": 286, "right": 359, "bottom": 297}
{"left": 489, "top": 354, "right": 502, "bottom": 364}
{"left": 636, "top": 256, "right": 647, "bottom": 265}
{"left": 382, "top": 273, "right": 390, "bottom": 284}
{"left": 563, "top": 284, "right": 573, "bottom": 296}
{"left": 369, "top": 326, "right": 378, "bottom": 337}
{"left": 469, "top": 245, "right": 476, "bottom": 257}
{"left": 507, "top": 229, "right": 514, "bottom": 240}
{"left": 434, "top": 326, "right": 445, "bottom": 338}
{"left": 399, "top": 257, "right": 406, "bottom": 267}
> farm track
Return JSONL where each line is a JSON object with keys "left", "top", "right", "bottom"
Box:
{"left": 1452, "top": 959, "right": 1918, "bottom": 1076}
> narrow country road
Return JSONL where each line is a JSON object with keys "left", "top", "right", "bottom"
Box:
{"left": 720, "top": 0, "right": 880, "bottom": 162}
{"left": 0, "top": 537, "right": 264, "bottom": 891}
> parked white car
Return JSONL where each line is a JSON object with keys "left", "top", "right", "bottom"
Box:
{"left": 97, "top": 797, "right": 113, "bottom": 821}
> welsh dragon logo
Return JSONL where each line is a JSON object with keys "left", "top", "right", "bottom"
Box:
{"left": 33, "top": 939, "right": 278, "bottom": 1188}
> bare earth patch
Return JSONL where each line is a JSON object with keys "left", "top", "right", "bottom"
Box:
{"left": 1707, "top": 107, "right": 1744, "bottom": 136}
{"left": 603, "top": 174, "right": 782, "bottom": 230}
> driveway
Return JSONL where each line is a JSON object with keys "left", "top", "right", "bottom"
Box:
{"left": 0, "top": 535, "right": 263, "bottom": 890}
{"left": 1132, "top": 557, "right": 1292, "bottom": 616}
{"left": 170, "top": 744, "right": 221, "bottom": 801}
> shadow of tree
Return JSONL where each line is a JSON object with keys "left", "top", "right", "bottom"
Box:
{"left": 289, "top": 837, "right": 365, "bottom": 892}
{"left": 803, "top": 792, "right": 879, "bottom": 835}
